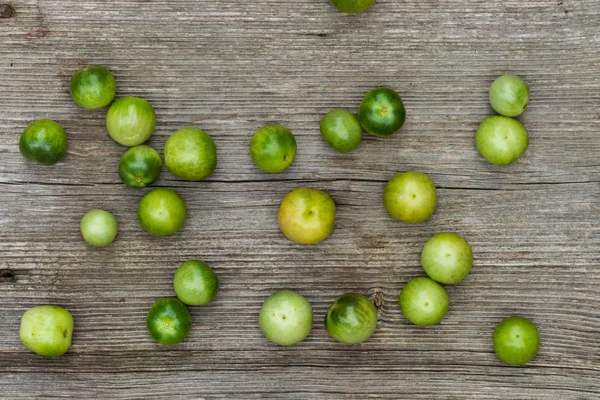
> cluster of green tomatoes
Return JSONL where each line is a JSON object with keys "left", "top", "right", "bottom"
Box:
{"left": 255, "top": 76, "right": 537, "bottom": 368}
{"left": 17, "top": 62, "right": 537, "bottom": 366}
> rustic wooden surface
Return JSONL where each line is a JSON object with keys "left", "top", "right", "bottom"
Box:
{"left": 0, "top": 0, "right": 599, "bottom": 398}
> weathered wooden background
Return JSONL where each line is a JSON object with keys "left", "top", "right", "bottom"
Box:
{"left": 0, "top": 0, "right": 598, "bottom": 398}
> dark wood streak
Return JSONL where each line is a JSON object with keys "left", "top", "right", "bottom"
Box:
{"left": 0, "top": 0, "right": 599, "bottom": 398}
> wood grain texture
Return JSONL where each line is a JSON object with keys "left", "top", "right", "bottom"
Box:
{"left": 0, "top": 0, "right": 599, "bottom": 398}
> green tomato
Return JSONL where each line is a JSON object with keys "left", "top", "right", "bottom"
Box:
{"left": 80, "top": 209, "right": 118, "bottom": 247}
{"left": 494, "top": 316, "right": 539, "bottom": 365}
{"left": 489, "top": 75, "right": 529, "bottom": 117}
{"left": 399, "top": 277, "right": 449, "bottom": 326}
{"left": 259, "top": 290, "right": 313, "bottom": 346}
{"left": 278, "top": 187, "right": 336, "bottom": 244}
{"left": 19, "top": 119, "right": 67, "bottom": 166}
{"left": 70, "top": 65, "right": 116, "bottom": 110}
{"left": 320, "top": 109, "right": 362, "bottom": 153}
{"left": 106, "top": 97, "right": 156, "bottom": 146}
{"left": 421, "top": 233, "right": 473, "bottom": 284}
{"left": 330, "top": 0, "right": 376, "bottom": 13}
{"left": 173, "top": 260, "right": 219, "bottom": 306}
{"left": 19, "top": 305, "right": 74, "bottom": 357}
{"left": 358, "top": 87, "right": 406, "bottom": 137}
{"left": 476, "top": 116, "right": 529, "bottom": 166}
{"left": 250, "top": 124, "right": 297, "bottom": 173}
{"left": 138, "top": 188, "right": 187, "bottom": 236}
{"left": 118, "top": 145, "right": 163, "bottom": 188}
{"left": 384, "top": 171, "right": 437, "bottom": 223}
{"left": 164, "top": 127, "right": 217, "bottom": 181}
{"left": 325, "top": 293, "right": 377, "bottom": 344}
{"left": 146, "top": 298, "right": 192, "bottom": 345}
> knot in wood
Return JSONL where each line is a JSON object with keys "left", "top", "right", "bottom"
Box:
{"left": 0, "top": 4, "right": 14, "bottom": 18}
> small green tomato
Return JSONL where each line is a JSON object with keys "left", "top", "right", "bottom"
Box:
{"left": 106, "top": 97, "right": 156, "bottom": 146}
{"left": 399, "top": 277, "right": 449, "bottom": 326}
{"left": 146, "top": 298, "right": 192, "bottom": 346}
{"left": 250, "top": 124, "right": 297, "bottom": 173}
{"left": 164, "top": 127, "right": 217, "bottom": 181}
{"left": 475, "top": 116, "right": 529, "bottom": 166}
{"left": 19, "top": 119, "right": 67, "bottom": 166}
{"left": 383, "top": 171, "right": 437, "bottom": 223}
{"left": 173, "top": 260, "right": 219, "bottom": 306}
{"left": 421, "top": 233, "right": 473, "bottom": 284}
{"left": 325, "top": 293, "right": 377, "bottom": 344}
{"left": 259, "top": 290, "right": 313, "bottom": 346}
{"left": 357, "top": 87, "right": 406, "bottom": 137}
{"left": 489, "top": 74, "right": 529, "bottom": 117}
{"left": 80, "top": 209, "right": 118, "bottom": 247}
{"left": 19, "top": 305, "right": 74, "bottom": 357}
{"left": 493, "top": 316, "right": 539, "bottom": 365}
{"left": 138, "top": 188, "right": 187, "bottom": 236}
{"left": 278, "top": 187, "right": 336, "bottom": 244}
{"left": 320, "top": 109, "right": 362, "bottom": 153}
{"left": 330, "top": 0, "right": 376, "bottom": 14}
{"left": 70, "top": 65, "right": 116, "bottom": 110}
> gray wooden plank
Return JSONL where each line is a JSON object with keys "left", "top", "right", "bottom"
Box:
{"left": 0, "top": 0, "right": 599, "bottom": 398}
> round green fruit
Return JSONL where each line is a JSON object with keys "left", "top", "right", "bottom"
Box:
{"left": 399, "top": 277, "right": 449, "bottom": 326}
{"left": 330, "top": 0, "right": 376, "bottom": 13}
{"left": 250, "top": 124, "right": 297, "bottom": 173}
{"left": 146, "top": 298, "right": 192, "bottom": 345}
{"left": 164, "top": 127, "right": 217, "bottom": 181}
{"left": 19, "top": 305, "right": 74, "bottom": 357}
{"left": 259, "top": 290, "right": 313, "bottom": 346}
{"left": 384, "top": 171, "right": 437, "bottom": 223}
{"left": 320, "top": 109, "right": 362, "bottom": 153}
{"left": 493, "top": 316, "right": 539, "bottom": 365}
{"left": 70, "top": 65, "right": 116, "bottom": 110}
{"left": 421, "top": 233, "right": 473, "bottom": 284}
{"left": 80, "top": 209, "right": 118, "bottom": 247}
{"left": 358, "top": 87, "right": 406, "bottom": 137}
{"left": 489, "top": 75, "right": 529, "bottom": 117}
{"left": 138, "top": 188, "right": 187, "bottom": 236}
{"left": 19, "top": 119, "right": 67, "bottom": 166}
{"left": 325, "top": 293, "right": 377, "bottom": 344}
{"left": 476, "top": 116, "right": 529, "bottom": 166}
{"left": 278, "top": 187, "right": 336, "bottom": 245}
{"left": 173, "top": 260, "right": 219, "bottom": 306}
{"left": 118, "top": 145, "right": 163, "bottom": 188}
{"left": 106, "top": 96, "right": 156, "bottom": 146}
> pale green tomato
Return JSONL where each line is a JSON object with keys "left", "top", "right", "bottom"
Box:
{"left": 20, "top": 305, "right": 74, "bottom": 357}
{"left": 259, "top": 290, "right": 313, "bottom": 346}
